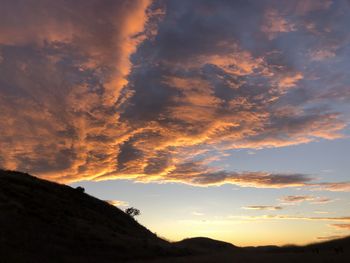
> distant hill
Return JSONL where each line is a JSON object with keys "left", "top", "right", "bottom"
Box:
{"left": 174, "top": 237, "right": 238, "bottom": 253}
{"left": 0, "top": 169, "right": 349, "bottom": 263}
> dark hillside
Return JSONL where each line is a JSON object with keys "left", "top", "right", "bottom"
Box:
{"left": 0, "top": 170, "right": 174, "bottom": 263}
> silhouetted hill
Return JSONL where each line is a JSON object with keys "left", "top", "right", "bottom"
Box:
{"left": 148, "top": 237, "right": 350, "bottom": 263}
{"left": 308, "top": 235, "right": 350, "bottom": 249}
{"left": 174, "top": 237, "right": 238, "bottom": 253}
{"left": 0, "top": 170, "right": 180, "bottom": 262}
{"left": 1, "top": 169, "right": 349, "bottom": 263}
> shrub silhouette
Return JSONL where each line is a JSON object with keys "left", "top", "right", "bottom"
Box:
{"left": 125, "top": 207, "right": 140, "bottom": 217}
{"left": 75, "top": 186, "right": 85, "bottom": 193}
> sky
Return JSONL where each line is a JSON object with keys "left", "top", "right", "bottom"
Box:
{"left": 1, "top": 0, "right": 350, "bottom": 246}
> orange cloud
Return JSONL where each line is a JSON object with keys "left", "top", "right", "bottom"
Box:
{"left": 261, "top": 9, "right": 296, "bottom": 40}
{"left": 277, "top": 73, "right": 303, "bottom": 90}
{"left": 0, "top": 0, "right": 152, "bottom": 182}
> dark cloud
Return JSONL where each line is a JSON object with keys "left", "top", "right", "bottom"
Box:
{"left": 117, "top": 139, "right": 144, "bottom": 171}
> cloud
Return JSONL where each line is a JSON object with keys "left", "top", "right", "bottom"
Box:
{"left": 106, "top": 200, "right": 129, "bottom": 207}
{"left": 310, "top": 49, "right": 336, "bottom": 61}
{"left": 312, "top": 182, "right": 350, "bottom": 192}
{"left": 314, "top": 211, "right": 330, "bottom": 214}
{"left": 280, "top": 195, "right": 334, "bottom": 204}
{"left": 192, "top": 211, "right": 204, "bottom": 216}
{"left": 277, "top": 73, "right": 303, "bottom": 90}
{"left": 243, "top": 215, "right": 350, "bottom": 222}
{"left": 317, "top": 235, "right": 346, "bottom": 240}
{"left": 280, "top": 195, "right": 314, "bottom": 203}
{"left": 0, "top": 0, "right": 152, "bottom": 181}
{"left": 261, "top": 8, "right": 296, "bottom": 40}
{"left": 294, "top": 0, "right": 333, "bottom": 15}
{"left": 310, "top": 197, "right": 333, "bottom": 204}
{"left": 135, "top": 160, "right": 313, "bottom": 187}
{"left": 242, "top": 206, "right": 283, "bottom": 211}
{"left": 211, "top": 213, "right": 350, "bottom": 226}
{"left": 0, "top": 0, "right": 349, "bottom": 188}
{"left": 330, "top": 224, "right": 350, "bottom": 230}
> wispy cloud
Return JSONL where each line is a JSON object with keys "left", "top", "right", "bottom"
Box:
{"left": 314, "top": 211, "right": 330, "bottom": 214}
{"left": 280, "top": 195, "right": 314, "bottom": 203}
{"left": 312, "top": 182, "right": 350, "bottom": 192}
{"left": 330, "top": 224, "right": 350, "bottom": 230}
{"left": 280, "top": 195, "right": 334, "bottom": 204}
{"left": 179, "top": 214, "right": 350, "bottom": 227}
{"left": 242, "top": 206, "right": 283, "bottom": 211}
{"left": 261, "top": 8, "right": 296, "bottom": 40}
{"left": 192, "top": 211, "right": 204, "bottom": 216}
{"left": 310, "top": 197, "right": 334, "bottom": 204}
{"left": 240, "top": 215, "right": 350, "bottom": 222}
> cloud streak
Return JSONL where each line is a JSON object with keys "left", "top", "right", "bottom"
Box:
{"left": 280, "top": 195, "right": 334, "bottom": 204}
{"left": 242, "top": 215, "right": 350, "bottom": 222}
{"left": 330, "top": 224, "right": 350, "bottom": 230}
{"left": 312, "top": 182, "right": 350, "bottom": 192}
{"left": 242, "top": 206, "right": 283, "bottom": 211}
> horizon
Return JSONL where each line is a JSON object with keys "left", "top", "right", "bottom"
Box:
{"left": 1, "top": 0, "right": 350, "bottom": 247}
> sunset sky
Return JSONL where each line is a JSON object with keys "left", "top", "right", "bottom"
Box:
{"left": 1, "top": 0, "right": 350, "bottom": 246}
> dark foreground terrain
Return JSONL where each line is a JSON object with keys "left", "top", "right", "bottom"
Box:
{"left": 0, "top": 170, "right": 349, "bottom": 262}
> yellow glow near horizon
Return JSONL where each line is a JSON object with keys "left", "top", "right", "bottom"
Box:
{"left": 141, "top": 216, "right": 349, "bottom": 246}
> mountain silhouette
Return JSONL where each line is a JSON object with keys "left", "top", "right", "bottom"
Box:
{"left": 0, "top": 170, "right": 178, "bottom": 262}
{"left": 0, "top": 169, "right": 349, "bottom": 262}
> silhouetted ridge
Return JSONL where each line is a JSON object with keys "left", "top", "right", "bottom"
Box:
{"left": 174, "top": 237, "right": 238, "bottom": 253}
{"left": 0, "top": 170, "right": 175, "bottom": 262}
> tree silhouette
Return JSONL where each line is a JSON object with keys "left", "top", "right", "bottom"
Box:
{"left": 125, "top": 207, "right": 140, "bottom": 217}
{"left": 75, "top": 186, "right": 85, "bottom": 193}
